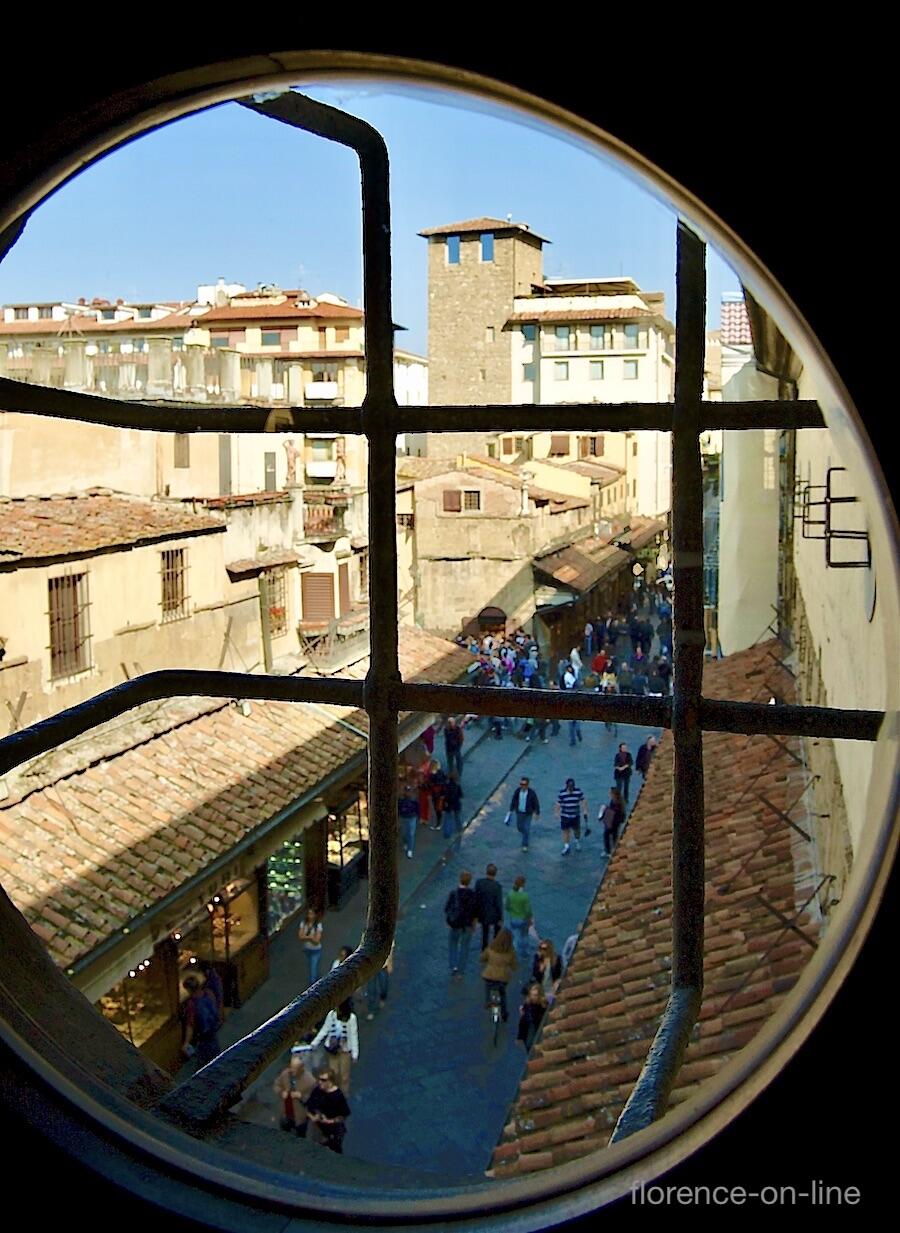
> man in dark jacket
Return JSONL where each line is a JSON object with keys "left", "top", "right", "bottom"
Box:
{"left": 474, "top": 863, "right": 504, "bottom": 951}
{"left": 614, "top": 743, "right": 634, "bottom": 803}
{"left": 635, "top": 734, "right": 658, "bottom": 779}
{"left": 506, "top": 776, "right": 541, "bottom": 852}
{"left": 445, "top": 870, "right": 478, "bottom": 979}
{"left": 443, "top": 717, "right": 465, "bottom": 778}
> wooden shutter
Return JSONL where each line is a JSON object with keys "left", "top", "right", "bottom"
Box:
{"left": 338, "top": 563, "right": 351, "bottom": 617}
{"left": 442, "top": 489, "right": 461, "bottom": 512}
{"left": 579, "top": 436, "right": 589, "bottom": 458}
{"left": 550, "top": 434, "right": 569, "bottom": 456}
{"left": 301, "top": 572, "right": 336, "bottom": 621}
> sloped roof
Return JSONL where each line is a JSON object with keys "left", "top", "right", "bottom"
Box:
{"left": 563, "top": 460, "right": 625, "bottom": 484}
{"left": 721, "top": 296, "right": 753, "bottom": 346}
{"left": 0, "top": 628, "right": 473, "bottom": 969}
{"left": 418, "top": 217, "right": 549, "bottom": 243}
{"left": 199, "top": 300, "right": 364, "bottom": 323}
{"left": 0, "top": 492, "right": 224, "bottom": 565}
{"left": 506, "top": 307, "right": 659, "bottom": 325}
{"left": 490, "top": 642, "right": 817, "bottom": 1178}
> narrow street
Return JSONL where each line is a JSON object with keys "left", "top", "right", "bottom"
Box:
{"left": 224, "top": 707, "right": 662, "bottom": 1180}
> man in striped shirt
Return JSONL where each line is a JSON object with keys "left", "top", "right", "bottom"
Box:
{"left": 555, "top": 777, "right": 589, "bottom": 855}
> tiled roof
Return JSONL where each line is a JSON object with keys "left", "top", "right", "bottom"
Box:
{"left": 0, "top": 311, "right": 198, "bottom": 336}
{"left": 396, "top": 458, "right": 459, "bottom": 481}
{"left": 198, "top": 301, "right": 363, "bottom": 323}
{"left": 563, "top": 460, "right": 625, "bottom": 484}
{"left": 0, "top": 492, "right": 225, "bottom": 565}
{"left": 418, "top": 217, "right": 549, "bottom": 243}
{"left": 0, "top": 628, "right": 473, "bottom": 969}
{"left": 490, "top": 641, "right": 817, "bottom": 1178}
{"left": 721, "top": 296, "right": 753, "bottom": 346}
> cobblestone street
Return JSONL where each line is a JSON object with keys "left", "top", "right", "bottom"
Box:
{"left": 221, "top": 706, "right": 661, "bottom": 1181}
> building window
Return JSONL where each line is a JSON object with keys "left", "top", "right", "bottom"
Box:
{"left": 580, "top": 435, "right": 604, "bottom": 457}
{"left": 318, "top": 326, "right": 328, "bottom": 348}
{"left": 485, "top": 325, "right": 495, "bottom": 343}
{"left": 38, "top": 306, "right": 53, "bottom": 319}
{"left": 463, "top": 490, "right": 481, "bottom": 511}
{"left": 632, "top": 479, "right": 637, "bottom": 497}
{"left": 174, "top": 434, "right": 190, "bottom": 469}
{"left": 554, "top": 361, "right": 569, "bottom": 381}
{"left": 172, "top": 336, "right": 185, "bottom": 351}
{"left": 160, "top": 549, "right": 188, "bottom": 621}
{"left": 554, "top": 326, "right": 571, "bottom": 352}
{"left": 624, "top": 359, "right": 639, "bottom": 379}
{"left": 632, "top": 440, "right": 639, "bottom": 456}
{"left": 211, "top": 334, "right": 230, "bottom": 347}
{"left": 128, "top": 339, "right": 145, "bottom": 353}
{"left": 101, "top": 309, "right": 116, "bottom": 320}
{"left": 335, "top": 326, "right": 350, "bottom": 343}
{"left": 590, "top": 324, "right": 612, "bottom": 350}
{"left": 447, "top": 235, "right": 460, "bottom": 264}
{"left": 264, "top": 451, "right": 277, "bottom": 491}
{"left": 358, "top": 549, "right": 369, "bottom": 598}
{"left": 309, "top": 438, "right": 335, "bottom": 461}
{"left": 522, "top": 363, "right": 536, "bottom": 382}
{"left": 486, "top": 443, "right": 497, "bottom": 458}
{"left": 261, "top": 331, "right": 281, "bottom": 347}
{"left": 139, "top": 307, "right": 153, "bottom": 319}
{"left": 590, "top": 360, "right": 604, "bottom": 380}
{"left": 624, "top": 323, "right": 642, "bottom": 349}
{"left": 549, "top": 434, "right": 570, "bottom": 456}
{"left": 14, "top": 306, "right": 28, "bottom": 319}
{"left": 267, "top": 569, "right": 288, "bottom": 638}
{"left": 502, "top": 437, "right": 514, "bottom": 455}
{"left": 48, "top": 573, "right": 91, "bottom": 678}
{"left": 522, "top": 324, "right": 536, "bottom": 342}
{"left": 515, "top": 436, "right": 526, "bottom": 452}
{"left": 442, "top": 489, "right": 462, "bottom": 512}
{"left": 480, "top": 232, "right": 494, "bottom": 262}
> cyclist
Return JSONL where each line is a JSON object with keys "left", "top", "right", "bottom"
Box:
{"left": 479, "top": 927, "right": 517, "bottom": 1023}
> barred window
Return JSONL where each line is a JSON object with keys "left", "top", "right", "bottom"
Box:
{"left": 160, "top": 548, "right": 188, "bottom": 621}
{"left": 48, "top": 573, "right": 91, "bottom": 678}
{"left": 267, "top": 568, "right": 288, "bottom": 638}
{"left": 463, "top": 489, "right": 481, "bottom": 511}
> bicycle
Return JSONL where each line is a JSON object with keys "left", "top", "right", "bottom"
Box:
{"left": 487, "top": 984, "right": 503, "bottom": 1047}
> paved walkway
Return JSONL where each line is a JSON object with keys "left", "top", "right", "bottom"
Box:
{"left": 218, "top": 702, "right": 661, "bottom": 1180}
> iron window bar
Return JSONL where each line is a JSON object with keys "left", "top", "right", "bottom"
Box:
{"left": 0, "top": 91, "right": 886, "bottom": 1139}
{"left": 799, "top": 481, "right": 828, "bottom": 540}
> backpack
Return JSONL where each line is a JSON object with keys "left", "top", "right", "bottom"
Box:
{"left": 445, "top": 889, "right": 466, "bottom": 928}
{"left": 192, "top": 988, "right": 219, "bottom": 1040}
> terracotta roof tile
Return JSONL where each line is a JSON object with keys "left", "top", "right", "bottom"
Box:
{"left": 493, "top": 640, "right": 819, "bottom": 1176}
{"left": 0, "top": 492, "right": 224, "bottom": 563}
{"left": 1, "top": 627, "right": 472, "bottom": 969}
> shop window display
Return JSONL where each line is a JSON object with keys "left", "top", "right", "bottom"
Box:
{"left": 96, "top": 953, "right": 175, "bottom": 1048}
{"left": 267, "top": 834, "right": 306, "bottom": 934}
{"left": 176, "top": 878, "right": 261, "bottom": 999}
{"left": 326, "top": 792, "right": 369, "bottom": 869}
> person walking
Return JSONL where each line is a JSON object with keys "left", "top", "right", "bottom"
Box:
{"left": 657, "top": 655, "right": 672, "bottom": 695}
{"left": 562, "top": 663, "right": 582, "bottom": 747}
{"left": 298, "top": 907, "right": 324, "bottom": 988}
{"left": 365, "top": 940, "right": 394, "bottom": 1021}
{"left": 517, "top": 983, "right": 548, "bottom": 1052}
{"left": 442, "top": 770, "right": 464, "bottom": 840}
{"left": 474, "top": 863, "right": 504, "bottom": 952}
{"left": 600, "top": 787, "right": 626, "bottom": 855}
{"left": 399, "top": 780, "right": 420, "bottom": 859}
{"left": 635, "top": 734, "right": 658, "bottom": 780}
{"left": 505, "top": 875, "right": 534, "bottom": 962}
{"left": 569, "top": 646, "right": 583, "bottom": 682}
{"left": 584, "top": 622, "right": 594, "bottom": 659}
{"left": 445, "top": 870, "right": 478, "bottom": 979}
{"left": 614, "top": 742, "right": 634, "bottom": 803}
{"left": 197, "top": 959, "right": 224, "bottom": 1028}
{"left": 274, "top": 1048, "right": 316, "bottom": 1137}
{"left": 181, "top": 974, "right": 222, "bottom": 1069}
{"left": 305, "top": 1067, "right": 351, "bottom": 1154}
{"left": 309, "top": 998, "right": 359, "bottom": 1095}
{"left": 505, "top": 776, "right": 541, "bottom": 851}
{"left": 480, "top": 927, "right": 517, "bottom": 1022}
{"left": 427, "top": 758, "right": 447, "bottom": 832}
{"left": 555, "top": 776, "right": 589, "bottom": 855}
{"left": 531, "top": 939, "right": 563, "bottom": 1001}
{"left": 443, "top": 717, "right": 465, "bottom": 778}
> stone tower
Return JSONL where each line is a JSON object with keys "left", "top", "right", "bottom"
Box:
{"left": 410, "top": 217, "right": 547, "bottom": 457}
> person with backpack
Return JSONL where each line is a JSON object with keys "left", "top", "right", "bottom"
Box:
{"left": 445, "top": 870, "right": 478, "bottom": 979}
{"left": 309, "top": 998, "right": 359, "bottom": 1094}
{"left": 181, "top": 973, "right": 222, "bottom": 1068}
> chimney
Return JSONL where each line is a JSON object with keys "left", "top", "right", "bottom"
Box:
{"left": 215, "top": 276, "right": 228, "bottom": 307}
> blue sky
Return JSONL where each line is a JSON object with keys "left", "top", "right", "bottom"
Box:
{"left": 0, "top": 81, "right": 739, "bottom": 356}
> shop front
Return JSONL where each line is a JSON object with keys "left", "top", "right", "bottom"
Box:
{"left": 324, "top": 786, "right": 369, "bottom": 909}
{"left": 94, "top": 939, "right": 181, "bottom": 1073}
{"left": 173, "top": 871, "right": 268, "bottom": 1010}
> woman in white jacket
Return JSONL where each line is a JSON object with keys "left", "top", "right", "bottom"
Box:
{"left": 310, "top": 999, "right": 359, "bottom": 1094}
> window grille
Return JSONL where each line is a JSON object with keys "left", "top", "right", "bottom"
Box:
{"left": 267, "top": 568, "right": 288, "bottom": 637}
{"left": 0, "top": 89, "right": 885, "bottom": 1163}
{"left": 463, "top": 489, "right": 481, "bottom": 511}
{"left": 48, "top": 572, "right": 91, "bottom": 678}
{"left": 160, "top": 548, "right": 188, "bottom": 621}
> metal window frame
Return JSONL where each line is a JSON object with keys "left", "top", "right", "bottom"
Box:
{"left": 159, "top": 547, "right": 189, "bottom": 622}
{"left": 47, "top": 569, "right": 91, "bottom": 679}
{"left": 0, "top": 80, "right": 891, "bottom": 1220}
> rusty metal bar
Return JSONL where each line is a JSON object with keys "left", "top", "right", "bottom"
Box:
{"left": 157, "top": 89, "right": 399, "bottom": 1128}
{"left": 0, "top": 375, "right": 824, "bottom": 435}
{"left": 612, "top": 225, "right": 708, "bottom": 1145}
{"left": 698, "top": 698, "right": 883, "bottom": 742}
{"left": 0, "top": 669, "right": 364, "bottom": 779}
{"left": 609, "top": 986, "right": 702, "bottom": 1143}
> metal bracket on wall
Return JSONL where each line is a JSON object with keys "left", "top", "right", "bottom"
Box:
{"left": 824, "top": 466, "right": 871, "bottom": 568}
{"left": 798, "top": 481, "right": 828, "bottom": 540}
